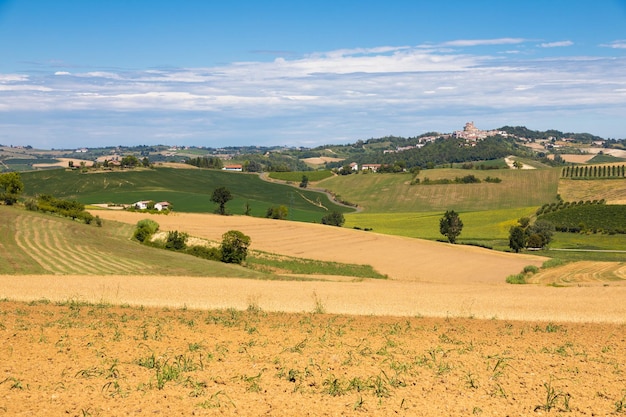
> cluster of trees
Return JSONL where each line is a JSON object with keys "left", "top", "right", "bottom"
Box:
{"left": 266, "top": 205, "right": 288, "bottom": 220}
{"left": 25, "top": 194, "right": 100, "bottom": 225}
{"left": 185, "top": 156, "right": 224, "bottom": 169}
{"left": 0, "top": 172, "right": 23, "bottom": 205}
{"left": 561, "top": 164, "right": 625, "bottom": 179}
{"left": 508, "top": 217, "right": 555, "bottom": 252}
{"left": 417, "top": 174, "right": 501, "bottom": 185}
{"left": 133, "top": 219, "right": 251, "bottom": 264}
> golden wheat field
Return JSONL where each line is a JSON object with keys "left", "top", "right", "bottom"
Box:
{"left": 2, "top": 211, "right": 626, "bottom": 416}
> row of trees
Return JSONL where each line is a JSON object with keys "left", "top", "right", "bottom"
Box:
{"left": 561, "top": 164, "right": 625, "bottom": 179}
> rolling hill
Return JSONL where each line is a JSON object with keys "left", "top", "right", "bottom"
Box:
{"left": 19, "top": 167, "right": 354, "bottom": 222}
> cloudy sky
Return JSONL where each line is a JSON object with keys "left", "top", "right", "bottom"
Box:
{"left": 1, "top": 0, "right": 625, "bottom": 149}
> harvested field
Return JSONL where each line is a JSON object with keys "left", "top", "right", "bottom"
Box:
{"left": 90, "top": 210, "right": 545, "bottom": 283}
{"left": 301, "top": 156, "right": 344, "bottom": 165}
{"left": 1, "top": 300, "right": 625, "bottom": 416}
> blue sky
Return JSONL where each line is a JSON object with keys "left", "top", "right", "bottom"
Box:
{"left": 1, "top": 0, "right": 625, "bottom": 149}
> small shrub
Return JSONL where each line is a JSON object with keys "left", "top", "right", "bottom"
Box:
{"left": 523, "top": 265, "right": 539, "bottom": 274}
{"left": 186, "top": 245, "right": 222, "bottom": 261}
{"left": 506, "top": 274, "right": 526, "bottom": 284}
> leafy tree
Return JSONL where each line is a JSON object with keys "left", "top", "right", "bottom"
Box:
{"left": 299, "top": 175, "right": 309, "bottom": 188}
{"left": 133, "top": 219, "right": 160, "bottom": 243}
{"left": 508, "top": 226, "right": 526, "bottom": 253}
{"left": 121, "top": 155, "right": 140, "bottom": 168}
{"left": 0, "top": 172, "right": 24, "bottom": 205}
{"left": 211, "top": 186, "right": 233, "bottom": 215}
{"left": 526, "top": 220, "right": 555, "bottom": 248}
{"left": 165, "top": 230, "right": 188, "bottom": 251}
{"left": 321, "top": 211, "right": 345, "bottom": 227}
{"left": 220, "top": 230, "right": 250, "bottom": 264}
{"left": 512, "top": 160, "right": 524, "bottom": 169}
{"left": 439, "top": 210, "right": 463, "bottom": 243}
{"left": 266, "top": 205, "right": 288, "bottom": 220}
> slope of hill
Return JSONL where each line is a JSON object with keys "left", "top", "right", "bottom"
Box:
{"left": 0, "top": 205, "right": 267, "bottom": 278}
{"left": 19, "top": 167, "right": 354, "bottom": 222}
{"left": 319, "top": 168, "right": 561, "bottom": 213}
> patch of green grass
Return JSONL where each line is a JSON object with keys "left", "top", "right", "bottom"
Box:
{"left": 269, "top": 170, "right": 334, "bottom": 182}
{"left": 246, "top": 250, "right": 386, "bottom": 279}
{"left": 345, "top": 207, "right": 537, "bottom": 244}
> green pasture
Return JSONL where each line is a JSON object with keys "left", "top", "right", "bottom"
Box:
{"left": 320, "top": 168, "right": 560, "bottom": 213}
{"left": 345, "top": 207, "right": 538, "bottom": 248}
{"left": 20, "top": 167, "right": 354, "bottom": 222}
{"left": 268, "top": 170, "right": 334, "bottom": 182}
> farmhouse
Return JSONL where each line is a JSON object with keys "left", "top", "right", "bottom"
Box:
{"left": 222, "top": 164, "right": 243, "bottom": 172}
{"left": 133, "top": 201, "right": 150, "bottom": 210}
{"left": 154, "top": 201, "right": 171, "bottom": 211}
{"left": 361, "top": 164, "right": 382, "bottom": 172}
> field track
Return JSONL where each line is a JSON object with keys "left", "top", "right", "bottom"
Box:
{"left": 2, "top": 210, "right": 624, "bottom": 323}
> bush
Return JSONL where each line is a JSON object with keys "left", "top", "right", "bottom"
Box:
{"left": 506, "top": 274, "right": 527, "bottom": 284}
{"left": 266, "top": 205, "right": 288, "bottom": 220}
{"left": 165, "top": 230, "right": 188, "bottom": 251}
{"left": 186, "top": 245, "right": 222, "bottom": 261}
{"left": 220, "top": 230, "right": 251, "bottom": 264}
{"left": 321, "top": 211, "right": 345, "bottom": 227}
{"left": 133, "top": 219, "right": 160, "bottom": 242}
{"left": 523, "top": 265, "right": 540, "bottom": 274}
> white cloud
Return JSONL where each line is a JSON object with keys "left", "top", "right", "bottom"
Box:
{"left": 601, "top": 40, "right": 626, "bottom": 49}
{"left": 437, "top": 38, "right": 527, "bottom": 47}
{"left": 1, "top": 42, "right": 626, "bottom": 146}
{"left": 539, "top": 41, "right": 574, "bottom": 48}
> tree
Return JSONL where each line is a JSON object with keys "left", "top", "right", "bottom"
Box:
{"left": 299, "top": 175, "right": 309, "bottom": 188}
{"left": 211, "top": 186, "right": 233, "bottom": 215}
{"left": 508, "top": 226, "right": 526, "bottom": 253}
{"left": 439, "top": 210, "right": 463, "bottom": 243}
{"left": 266, "top": 205, "right": 288, "bottom": 220}
{"left": 220, "top": 230, "right": 250, "bottom": 264}
{"left": 121, "top": 155, "right": 140, "bottom": 168}
{"left": 526, "top": 220, "right": 555, "bottom": 249}
{"left": 321, "top": 211, "right": 345, "bottom": 227}
{"left": 0, "top": 172, "right": 24, "bottom": 205}
{"left": 165, "top": 230, "right": 188, "bottom": 251}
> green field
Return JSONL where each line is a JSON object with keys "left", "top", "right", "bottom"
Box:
{"left": 345, "top": 207, "right": 538, "bottom": 250}
{"left": 268, "top": 170, "right": 334, "bottom": 182}
{"left": 20, "top": 167, "right": 354, "bottom": 222}
{"left": 319, "top": 168, "right": 560, "bottom": 212}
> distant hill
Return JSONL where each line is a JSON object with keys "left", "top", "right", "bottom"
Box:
{"left": 19, "top": 167, "right": 354, "bottom": 222}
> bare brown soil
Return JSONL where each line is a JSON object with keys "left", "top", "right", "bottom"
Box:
{"left": 1, "top": 300, "right": 625, "bottom": 416}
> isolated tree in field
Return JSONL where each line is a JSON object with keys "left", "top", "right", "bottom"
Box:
{"left": 513, "top": 160, "right": 524, "bottom": 169}
{"left": 321, "top": 211, "right": 345, "bottom": 227}
{"left": 211, "top": 186, "right": 232, "bottom": 215}
{"left": 266, "top": 205, "right": 288, "bottom": 220}
{"left": 0, "top": 172, "right": 24, "bottom": 205}
{"left": 220, "top": 230, "right": 250, "bottom": 264}
{"left": 439, "top": 210, "right": 463, "bottom": 244}
{"left": 508, "top": 226, "right": 526, "bottom": 253}
{"left": 299, "top": 175, "right": 309, "bottom": 188}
